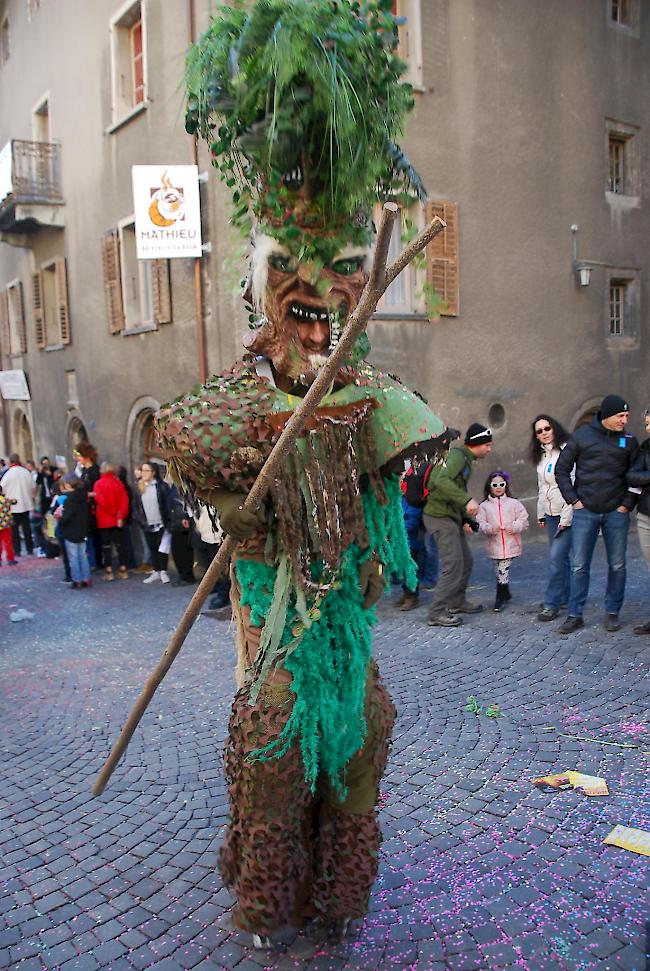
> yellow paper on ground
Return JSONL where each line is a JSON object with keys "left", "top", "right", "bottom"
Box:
{"left": 564, "top": 771, "right": 609, "bottom": 797}
{"left": 604, "top": 825, "right": 650, "bottom": 856}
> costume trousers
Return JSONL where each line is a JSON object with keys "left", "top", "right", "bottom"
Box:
{"left": 543, "top": 515, "right": 571, "bottom": 610}
{"left": 12, "top": 511, "right": 33, "bottom": 555}
{"left": 219, "top": 664, "right": 395, "bottom": 936}
{"left": 100, "top": 527, "right": 128, "bottom": 569}
{"left": 0, "top": 526, "right": 15, "bottom": 561}
{"left": 492, "top": 557, "right": 513, "bottom": 584}
{"left": 637, "top": 513, "right": 650, "bottom": 572}
{"left": 424, "top": 516, "right": 472, "bottom": 612}
{"left": 567, "top": 508, "right": 630, "bottom": 617}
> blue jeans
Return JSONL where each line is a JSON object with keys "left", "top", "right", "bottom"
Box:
{"left": 65, "top": 540, "right": 91, "bottom": 584}
{"left": 567, "top": 508, "right": 630, "bottom": 617}
{"left": 402, "top": 500, "right": 439, "bottom": 593}
{"left": 543, "top": 515, "right": 572, "bottom": 610}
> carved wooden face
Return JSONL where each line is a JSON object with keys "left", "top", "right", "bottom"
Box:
{"left": 244, "top": 234, "right": 369, "bottom": 384}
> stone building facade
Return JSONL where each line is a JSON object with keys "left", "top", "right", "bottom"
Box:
{"left": 0, "top": 0, "right": 648, "bottom": 496}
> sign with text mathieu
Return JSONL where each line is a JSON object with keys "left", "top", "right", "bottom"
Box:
{"left": 132, "top": 165, "right": 202, "bottom": 259}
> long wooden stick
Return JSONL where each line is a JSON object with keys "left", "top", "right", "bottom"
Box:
{"left": 92, "top": 204, "right": 445, "bottom": 797}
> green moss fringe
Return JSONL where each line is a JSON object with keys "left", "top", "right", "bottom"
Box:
{"left": 235, "top": 476, "right": 415, "bottom": 796}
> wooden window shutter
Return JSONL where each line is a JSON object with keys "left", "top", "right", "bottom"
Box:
{"left": 55, "top": 258, "right": 71, "bottom": 345}
{"left": 32, "top": 270, "right": 46, "bottom": 348}
{"left": 151, "top": 259, "right": 172, "bottom": 324}
{"left": 425, "top": 200, "right": 459, "bottom": 316}
{"left": 0, "top": 290, "right": 10, "bottom": 359}
{"left": 13, "top": 281, "right": 27, "bottom": 353}
{"left": 102, "top": 230, "right": 125, "bottom": 334}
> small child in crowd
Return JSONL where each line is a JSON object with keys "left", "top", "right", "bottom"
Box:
{"left": 0, "top": 484, "right": 18, "bottom": 565}
{"left": 58, "top": 473, "right": 92, "bottom": 589}
{"left": 477, "top": 470, "right": 529, "bottom": 612}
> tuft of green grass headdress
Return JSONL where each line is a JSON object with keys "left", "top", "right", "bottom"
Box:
{"left": 185, "top": 0, "right": 425, "bottom": 262}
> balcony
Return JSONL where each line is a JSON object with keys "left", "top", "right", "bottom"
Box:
{"left": 0, "top": 139, "right": 65, "bottom": 236}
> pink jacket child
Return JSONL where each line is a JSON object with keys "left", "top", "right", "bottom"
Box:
{"left": 476, "top": 470, "right": 529, "bottom": 611}
{"left": 477, "top": 494, "right": 529, "bottom": 559}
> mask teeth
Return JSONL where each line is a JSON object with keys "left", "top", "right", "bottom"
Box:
{"left": 328, "top": 309, "right": 341, "bottom": 350}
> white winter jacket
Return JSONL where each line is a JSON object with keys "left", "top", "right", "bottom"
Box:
{"left": 1, "top": 464, "right": 35, "bottom": 513}
{"left": 477, "top": 495, "right": 529, "bottom": 559}
{"left": 536, "top": 445, "right": 573, "bottom": 527}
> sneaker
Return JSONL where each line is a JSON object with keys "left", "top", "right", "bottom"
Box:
{"left": 36, "top": 549, "right": 47, "bottom": 558}
{"left": 559, "top": 615, "right": 584, "bottom": 634}
{"left": 633, "top": 620, "right": 650, "bottom": 635}
{"left": 604, "top": 613, "right": 621, "bottom": 632}
{"left": 398, "top": 593, "right": 419, "bottom": 611}
{"left": 428, "top": 610, "right": 463, "bottom": 627}
{"left": 449, "top": 601, "right": 483, "bottom": 614}
{"left": 537, "top": 607, "right": 559, "bottom": 622}
{"left": 160, "top": 570, "right": 171, "bottom": 584}
{"left": 143, "top": 571, "right": 160, "bottom": 584}
{"left": 81, "top": 580, "right": 92, "bottom": 588}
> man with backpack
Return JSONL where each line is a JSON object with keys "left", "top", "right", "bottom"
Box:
{"left": 423, "top": 423, "right": 493, "bottom": 627}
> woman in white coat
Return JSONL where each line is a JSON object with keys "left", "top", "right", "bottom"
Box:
{"left": 529, "top": 415, "right": 572, "bottom": 621}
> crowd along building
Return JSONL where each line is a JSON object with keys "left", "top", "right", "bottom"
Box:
{"left": 0, "top": 0, "right": 648, "bottom": 492}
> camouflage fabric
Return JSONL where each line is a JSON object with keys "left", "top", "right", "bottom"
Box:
{"left": 219, "top": 663, "right": 396, "bottom": 935}
{"left": 154, "top": 359, "right": 445, "bottom": 497}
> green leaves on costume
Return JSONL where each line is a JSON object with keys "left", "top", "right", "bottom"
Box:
{"left": 184, "top": 0, "right": 424, "bottom": 257}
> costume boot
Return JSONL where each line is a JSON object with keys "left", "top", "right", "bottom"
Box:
{"left": 493, "top": 582, "right": 508, "bottom": 612}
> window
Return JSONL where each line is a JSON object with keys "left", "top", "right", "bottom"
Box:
{"left": 609, "top": 0, "right": 639, "bottom": 32}
{"left": 605, "top": 271, "right": 640, "bottom": 345}
{"left": 605, "top": 120, "right": 639, "bottom": 201}
{"left": 0, "top": 291, "right": 9, "bottom": 360}
{"left": 425, "top": 200, "right": 459, "bottom": 316}
{"left": 7, "top": 281, "right": 27, "bottom": 354}
{"left": 102, "top": 222, "right": 171, "bottom": 333}
{"left": 375, "top": 203, "right": 432, "bottom": 317}
{"left": 66, "top": 370, "right": 78, "bottom": 406}
{"left": 1, "top": 17, "right": 10, "bottom": 65}
{"left": 609, "top": 281, "right": 624, "bottom": 335}
{"left": 392, "top": 0, "right": 423, "bottom": 90}
{"left": 32, "top": 258, "right": 70, "bottom": 349}
{"left": 110, "top": 1, "right": 147, "bottom": 126}
{"left": 27, "top": 0, "right": 42, "bottom": 22}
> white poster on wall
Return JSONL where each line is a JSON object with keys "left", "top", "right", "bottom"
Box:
{"left": 132, "top": 164, "right": 202, "bottom": 259}
{"left": 0, "top": 369, "right": 30, "bottom": 400}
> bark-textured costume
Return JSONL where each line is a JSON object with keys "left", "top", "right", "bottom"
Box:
{"left": 157, "top": 0, "right": 445, "bottom": 937}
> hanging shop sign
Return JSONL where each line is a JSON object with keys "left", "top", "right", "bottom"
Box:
{"left": 0, "top": 369, "right": 31, "bottom": 400}
{"left": 132, "top": 165, "right": 202, "bottom": 259}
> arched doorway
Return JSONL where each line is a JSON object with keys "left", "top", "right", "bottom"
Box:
{"left": 67, "top": 415, "right": 88, "bottom": 454}
{"left": 570, "top": 398, "right": 601, "bottom": 431}
{"left": 12, "top": 408, "right": 34, "bottom": 462}
{"left": 125, "top": 396, "right": 163, "bottom": 470}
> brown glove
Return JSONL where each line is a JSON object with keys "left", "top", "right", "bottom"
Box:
{"left": 210, "top": 490, "right": 266, "bottom": 541}
{"left": 358, "top": 559, "right": 385, "bottom": 610}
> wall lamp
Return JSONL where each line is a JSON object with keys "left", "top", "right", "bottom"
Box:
{"left": 571, "top": 224, "right": 609, "bottom": 287}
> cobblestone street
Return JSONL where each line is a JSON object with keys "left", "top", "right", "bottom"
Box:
{"left": 1, "top": 533, "right": 648, "bottom": 971}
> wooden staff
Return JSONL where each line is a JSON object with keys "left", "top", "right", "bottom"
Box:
{"left": 92, "top": 203, "right": 446, "bottom": 796}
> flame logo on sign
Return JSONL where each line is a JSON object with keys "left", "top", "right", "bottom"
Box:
{"left": 148, "top": 170, "right": 185, "bottom": 227}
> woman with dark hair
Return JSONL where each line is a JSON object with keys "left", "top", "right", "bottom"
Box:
{"left": 132, "top": 461, "right": 171, "bottom": 583}
{"left": 627, "top": 407, "right": 650, "bottom": 634}
{"left": 74, "top": 442, "right": 102, "bottom": 570}
{"left": 529, "top": 414, "right": 572, "bottom": 621}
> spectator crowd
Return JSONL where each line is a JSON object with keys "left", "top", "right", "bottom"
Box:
{"left": 1, "top": 392, "right": 648, "bottom": 632}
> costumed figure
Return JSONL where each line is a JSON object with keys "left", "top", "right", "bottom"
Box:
{"left": 155, "top": 0, "right": 446, "bottom": 946}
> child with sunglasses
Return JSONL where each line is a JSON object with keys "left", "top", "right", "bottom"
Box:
{"left": 476, "top": 471, "right": 529, "bottom": 611}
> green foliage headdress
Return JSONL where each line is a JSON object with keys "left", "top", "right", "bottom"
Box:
{"left": 185, "top": 0, "right": 425, "bottom": 261}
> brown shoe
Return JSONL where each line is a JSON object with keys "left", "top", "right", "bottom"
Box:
{"left": 135, "top": 563, "right": 153, "bottom": 573}
{"left": 449, "top": 601, "right": 483, "bottom": 614}
{"left": 103, "top": 567, "right": 115, "bottom": 582}
{"left": 428, "top": 610, "right": 463, "bottom": 627}
{"left": 398, "top": 593, "right": 420, "bottom": 611}
{"left": 118, "top": 567, "right": 129, "bottom": 580}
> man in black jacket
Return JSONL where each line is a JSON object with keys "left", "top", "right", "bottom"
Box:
{"left": 555, "top": 394, "right": 638, "bottom": 633}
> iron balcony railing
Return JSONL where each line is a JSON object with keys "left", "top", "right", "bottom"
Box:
{"left": 0, "top": 139, "right": 63, "bottom": 206}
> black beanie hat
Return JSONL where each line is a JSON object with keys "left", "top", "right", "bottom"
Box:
{"left": 600, "top": 394, "right": 629, "bottom": 420}
{"left": 465, "top": 422, "right": 493, "bottom": 446}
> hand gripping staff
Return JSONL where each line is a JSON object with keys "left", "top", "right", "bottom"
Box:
{"left": 92, "top": 204, "right": 446, "bottom": 797}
